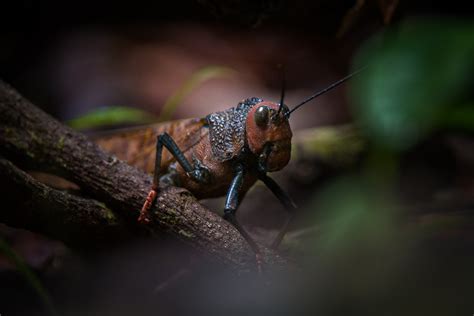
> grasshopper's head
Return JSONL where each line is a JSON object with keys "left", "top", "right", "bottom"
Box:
{"left": 244, "top": 68, "right": 362, "bottom": 173}
{"left": 246, "top": 101, "right": 292, "bottom": 172}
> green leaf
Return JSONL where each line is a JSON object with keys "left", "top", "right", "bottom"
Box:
{"left": 442, "top": 104, "right": 474, "bottom": 131}
{"left": 68, "top": 106, "right": 157, "bottom": 130}
{"left": 351, "top": 19, "right": 474, "bottom": 151}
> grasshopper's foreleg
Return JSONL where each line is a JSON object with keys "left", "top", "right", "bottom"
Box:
{"left": 258, "top": 173, "right": 297, "bottom": 249}
{"left": 223, "top": 165, "right": 263, "bottom": 273}
{"left": 138, "top": 132, "right": 206, "bottom": 223}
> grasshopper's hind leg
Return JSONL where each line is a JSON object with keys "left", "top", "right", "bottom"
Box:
{"left": 138, "top": 132, "right": 207, "bottom": 223}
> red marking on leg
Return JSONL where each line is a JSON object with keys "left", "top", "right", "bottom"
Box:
{"left": 138, "top": 189, "right": 157, "bottom": 224}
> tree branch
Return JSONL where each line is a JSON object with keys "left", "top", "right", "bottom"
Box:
{"left": 0, "top": 80, "right": 285, "bottom": 271}
{"left": 0, "top": 157, "right": 128, "bottom": 247}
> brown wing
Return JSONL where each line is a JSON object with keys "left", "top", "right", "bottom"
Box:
{"left": 93, "top": 118, "right": 208, "bottom": 174}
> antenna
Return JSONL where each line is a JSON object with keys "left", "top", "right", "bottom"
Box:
{"left": 287, "top": 67, "right": 365, "bottom": 117}
{"left": 277, "top": 65, "right": 286, "bottom": 116}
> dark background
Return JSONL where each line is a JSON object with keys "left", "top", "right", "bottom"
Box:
{"left": 2, "top": 0, "right": 470, "bottom": 122}
{"left": 1, "top": 1, "right": 473, "bottom": 316}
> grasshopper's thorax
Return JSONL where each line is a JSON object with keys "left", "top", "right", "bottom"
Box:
{"left": 206, "top": 97, "right": 262, "bottom": 162}
{"left": 206, "top": 97, "right": 292, "bottom": 172}
{"left": 245, "top": 101, "right": 292, "bottom": 172}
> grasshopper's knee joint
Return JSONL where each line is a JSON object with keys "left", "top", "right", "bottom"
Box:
{"left": 187, "top": 166, "right": 211, "bottom": 184}
{"left": 186, "top": 156, "right": 211, "bottom": 184}
{"left": 157, "top": 133, "right": 167, "bottom": 142}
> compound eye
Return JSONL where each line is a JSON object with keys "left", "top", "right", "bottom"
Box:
{"left": 255, "top": 105, "right": 269, "bottom": 127}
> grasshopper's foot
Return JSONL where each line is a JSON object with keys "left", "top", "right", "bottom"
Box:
{"left": 138, "top": 189, "right": 157, "bottom": 224}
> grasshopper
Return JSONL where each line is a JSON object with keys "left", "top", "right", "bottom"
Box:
{"left": 96, "top": 71, "right": 359, "bottom": 268}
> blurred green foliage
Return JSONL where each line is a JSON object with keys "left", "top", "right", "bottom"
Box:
{"left": 351, "top": 19, "right": 474, "bottom": 151}
{"left": 301, "top": 20, "right": 474, "bottom": 304}
{"left": 68, "top": 106, "right": 158, "bottom": 129}
{"left": 315, "top": 176, "right": 396, "bottom": 252}
{"left": 68, "top": 65, "right": 235, "bottom": 130}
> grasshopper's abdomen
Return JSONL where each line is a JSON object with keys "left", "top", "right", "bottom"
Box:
{"left": 94, "top": 118, "right": 208, "bottom": 174}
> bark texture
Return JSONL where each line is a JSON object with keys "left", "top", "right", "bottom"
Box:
{"left": 0, "top": 80, "right": 286, "bottom": 271}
